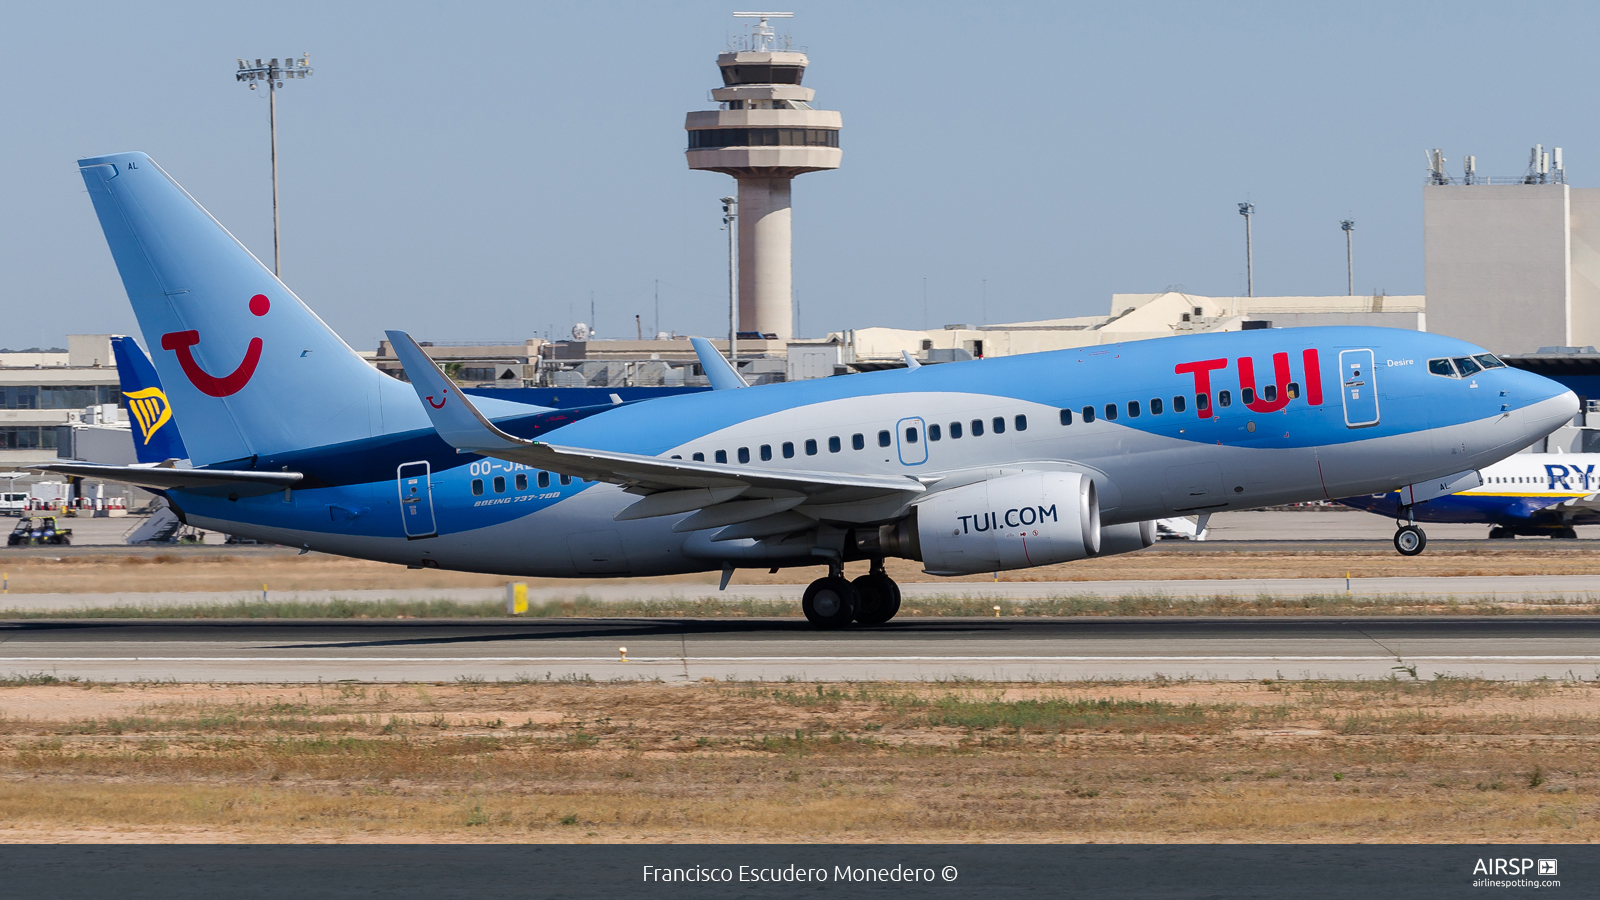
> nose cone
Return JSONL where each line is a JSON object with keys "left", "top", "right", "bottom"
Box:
{"left": 1514, "top": 366, "right": 1579, "bottom": 443}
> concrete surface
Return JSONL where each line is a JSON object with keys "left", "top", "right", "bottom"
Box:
{"left": 4, "top": 617, "right": 1600, "bottom": 683}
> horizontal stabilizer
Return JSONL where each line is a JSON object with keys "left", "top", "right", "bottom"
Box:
{"left": 29, "top": 462, "right": 301, "bottom": 493}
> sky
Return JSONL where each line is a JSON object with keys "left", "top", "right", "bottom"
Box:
{"left": 1, "top": 1, "right": 1596, "bottom": 350}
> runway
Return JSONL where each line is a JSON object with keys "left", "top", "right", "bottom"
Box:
{"left": 5, "top": 617, "right": 1599, "bottom": 682}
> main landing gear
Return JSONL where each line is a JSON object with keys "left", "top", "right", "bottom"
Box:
{"left": 801, "top": 559, "right": 902, "bottom": 628}
{"left": 1393, "top": 505, "right": 1427, "bottom": 556}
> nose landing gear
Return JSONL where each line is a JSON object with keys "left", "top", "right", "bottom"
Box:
{"left": 1393, "top": 506, "right": 1427, "bottom": 556}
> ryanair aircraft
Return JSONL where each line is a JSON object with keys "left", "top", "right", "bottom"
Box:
{"left": 1339, "top": 452, "right": 1600, "bottom": 548}
{"left": 111, "top": 335, "right": 189, "bottom": 463}
{"left": 38, "top": 152, "right": 1580, "bottom": 627}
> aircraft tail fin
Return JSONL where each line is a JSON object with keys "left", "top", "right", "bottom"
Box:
{"left": 78, "top": 152, "right": 411, "bottom": 466}
{"left": 111, "top": 336, "right": 189, "bottom": 464}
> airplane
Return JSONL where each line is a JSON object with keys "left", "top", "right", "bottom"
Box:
{"left": 33, "top": 151, "right": 1579, "bottom": 627}
{"left": 111, "top": 334, "right": 191, "bottom": 464}
{"left": 1336, "top": 451, "right": 1600, "bottom": 549}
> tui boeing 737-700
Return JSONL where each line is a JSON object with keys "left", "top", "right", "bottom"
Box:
{"left": 36, "top": 152, "right": 1580, "bottom": 627}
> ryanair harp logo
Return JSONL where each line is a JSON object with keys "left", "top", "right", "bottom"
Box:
{"left": 124, "top": 387, "right": 173, "bottom": 445}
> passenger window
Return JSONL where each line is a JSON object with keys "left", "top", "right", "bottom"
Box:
{"left": 1128, "top": 400, "right": 1140, "bottom": 418}
{"left": 559, "top": 474, "right": 572, "bottom": 485}
{"left": 1263, "top": 385, "right": 1277, "bottom": 402}
{"left": 1241, "top": 388, "right": 1255, "bottom": 405}
{"left": 905, "top": 426, "right": 919, "bottom": 443}
{"left": 671, "top": 455, "right": 682, "bottom": 460}
{"left": 1218, "top": 390, "right": 1232, "bottom": 408}
{"left": 1197, "top": 394, "right": 1210, "bottom": 412}
{"left": 1454, "top": 356, "right": 1483, "bottom": 376}
{"left": 1104, "top": 403, "right": 1118, "bottom": 421}
{"left": 1059, "top": 408, "right": 1073, "bottom": 426}
{"left": 877, "top": 430, "right": 891, "bottom": 447}
{"left": 1287, "top": 383, "right": 1299, "bottom": 399}
{"left": 950, "top": 421, "right": 963, "bottom": 439}
{"left": 971, "top": 419, "right": 984, "bottom": 436}
{"left": 1428, "top": 358, "right": 1456, "bottom": 377}
{"left": 538, "top": 471, "right": 550, "bottom": 488}
{"left": 1150, "top": 397, "right": 1163, "bottom": 415}
{"left": 1015, "top": 414, "right": 1027, "bottom": 431}
{"left": 737, "top": 447, "right": 750, "bottom": 464}
{"left": 692, "top": 452, "right": 705, "bottom": 462}
{"left": 852, "top": 433, "right": 865, "bottom": 450}
{"left": 760, "top": 445, "right": 772, "bottom": 461}
{"left": 471, "top": 479, "right": 483, "bottom": 496}
{"left": 515, "top": 473, "right": 527, "bottom": 491}
{"left": 1082, "top": 406, "right": 1095, "bottom": 423}
{"left": 992, "top": 416, "right": 1005, "bottom": 434}
{"left": 806, "top": 438, "right": 819, "bottom": 455}
{"left": 715, "top": 450, "right": 728, "bottom": 464}
{"left": 783, "top": 442, "right": 795, "bottom": 458}
{"left": 1173, "top": 395, "right": 1186, "bottom": 413}
{"left": 829, "top": 436, "right": 841, "bottom": 452}
{"left": 928, "top": 424, "right": 941, "bottom": 441}
{"left": 1475, "top": 353, "right": 1506, "bottom": 369}
{"left": 493, "top": 476, "right": 505, "bottom": 493}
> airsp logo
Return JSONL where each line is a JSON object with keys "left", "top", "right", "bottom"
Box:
{"left": 1471, "top": 858, "right": 1555, "bottom": 876}
{"left": 124, "top": 387, "right": 173, "bottom": 445}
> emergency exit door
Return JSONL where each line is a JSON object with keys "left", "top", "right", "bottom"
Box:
{"left": 397, "top": 461, "right": 437, "bottom": 539}
{"left": 1339, "top": 349, "right": 1380, "bottom": 428}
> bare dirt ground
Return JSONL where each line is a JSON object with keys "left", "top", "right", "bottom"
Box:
{"left": 1, "top": 678, "right": 1596, "bottom": 843}
{"left": 3, "top": 545, "right": 1600, "bottom": 595}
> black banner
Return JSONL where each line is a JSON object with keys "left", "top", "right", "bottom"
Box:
{"left": 1, "top": 844, "right": 1588, "bottom": 899}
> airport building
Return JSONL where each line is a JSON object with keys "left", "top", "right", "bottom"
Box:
{"left": 1424, "top": 145, "right": 1600, "bottom": 355}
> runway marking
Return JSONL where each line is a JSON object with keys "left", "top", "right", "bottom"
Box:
{"left": 6, "top": 656, "right": 1600, "bottom": 663}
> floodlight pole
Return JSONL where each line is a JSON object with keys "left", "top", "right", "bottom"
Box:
{"left": 722, "top": 196, "right": 739, "bottom": 365}
{"left": 1238, "top": 202, "right": 1255, "bottom": 297}
{"left": 1341, "top": 219, "right": 1355, "bottom": 296}
{"left": 235, "top": 54, "right": 314, "bottom": 277}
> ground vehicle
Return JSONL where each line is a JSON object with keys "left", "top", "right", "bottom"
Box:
{"left": 0, "top": 493, "right": 28, "bottom": 516}
{"left": 8, "top": 516, "right": 72, "bottom": 546}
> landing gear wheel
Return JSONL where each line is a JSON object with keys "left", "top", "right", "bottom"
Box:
{"left": 1488, "top": 527, "right": 1515, "bottom": 540}
{"left": 1394, "top": 525, "right": 1427, "bottom": 556}
{"left": 1554, "top": 526, "right": 1579, "bottom": 540}
{"left": 852, "top": 572, "right": 902, "bottom": 625}
{"left": 802, "top": 576, "right": 858, "bottom": 629}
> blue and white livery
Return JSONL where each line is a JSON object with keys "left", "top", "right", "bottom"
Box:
{"left": 37, "top": 152, "right": 1580, "bottom": 626}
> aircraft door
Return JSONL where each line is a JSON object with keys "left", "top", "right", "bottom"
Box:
{"left": 1339, "top": 349, "right": 1380, "bottom": 428}
{"left": 896, "top": 417, "right": 928, "bottom": 465}
{"left": 397, "top": 461, "right": 437, "bottom": 539}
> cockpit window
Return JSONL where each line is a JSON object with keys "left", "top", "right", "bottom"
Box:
{"left": 1475, "top": 353, "right": 1507, "bottom": 369}
{"left": 1453, "top": 356, "right": 1483, "bottom": 376}
{"left": 1427, "top": 358, "right": 1456, "bottom": 377}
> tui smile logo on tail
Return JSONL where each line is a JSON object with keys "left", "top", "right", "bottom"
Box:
{"left": 160, "top": 294, "right": 269, "bottom": 397}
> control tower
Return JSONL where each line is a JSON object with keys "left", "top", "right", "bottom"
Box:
{"left": 686, "top": 12, "right": 841, "bottom": 341}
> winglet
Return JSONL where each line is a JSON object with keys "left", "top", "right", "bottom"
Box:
{"left": 901, "top": 350, "right": 922, "bottom": 370}
{"left": 385, "top": 330, "right": 530, "bottom": 454}
{"left": 689, "top": 337, "right": 747, "bottom": 390}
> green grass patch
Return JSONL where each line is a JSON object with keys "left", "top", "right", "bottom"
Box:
{"left": 923, "top": 696, "right": 1224, "bottom": 733}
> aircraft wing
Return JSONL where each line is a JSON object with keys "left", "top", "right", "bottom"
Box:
{"left": 28, "top": 462, "right": 302, "bottom": 493}
{"left": 386, "top": 330, "right": 924, "bottom": 523}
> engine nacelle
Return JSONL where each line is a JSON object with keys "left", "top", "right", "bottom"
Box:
{"left": 1097, "top": 520, "right": 1157, "bottom": 557}
{"left": 913, "top": 472, "right": 1100, "bottom": 575}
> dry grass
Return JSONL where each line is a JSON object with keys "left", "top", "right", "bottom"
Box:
{"left": 2, "top": 544, "right": 1599, "bottom": 597}
{"left": 0, "top": 678, "right": 1597, "bottom": 842}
